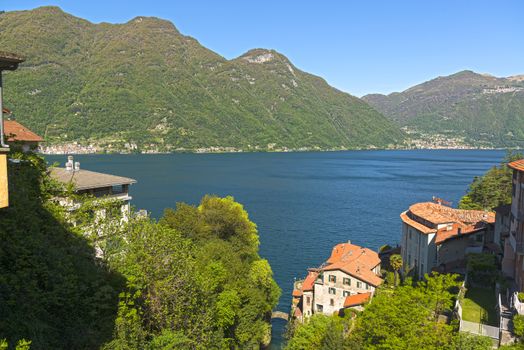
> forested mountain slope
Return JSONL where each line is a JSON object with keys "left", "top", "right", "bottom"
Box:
{"left": 363, "top": 71, "right": 524, "bottom": 147}
{"left": 0, "top": 6, "right": 404, "bottom": 152}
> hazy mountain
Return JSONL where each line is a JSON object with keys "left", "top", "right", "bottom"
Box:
{"left": 0, "top": 6, "right": 404, "bottom": 152}
{"left": 363, "top": 70, "right": 524, "bottom": 147}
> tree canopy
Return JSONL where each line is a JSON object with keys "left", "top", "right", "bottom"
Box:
{"left": 459, "top": 151, "right": 523, "bottom": 210}
{"left": 0, "top": 153, "right": 280, "bottom": 349}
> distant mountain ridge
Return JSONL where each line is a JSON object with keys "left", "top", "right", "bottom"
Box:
{"left": 0, "top": 6, "right": 404, "bottom": 152}
{"left": 363, "top": 70, "right": 524, "bottom": 148}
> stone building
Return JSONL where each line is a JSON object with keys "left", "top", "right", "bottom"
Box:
{"left": 291, "top": 242, "right": 382, "bottom": 321}
{"left": 400, "top": 201, "right": 495, "bottom": 277}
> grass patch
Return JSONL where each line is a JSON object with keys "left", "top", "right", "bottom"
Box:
{"left": 461, "top": 287, "right": 498, "bottom": 326}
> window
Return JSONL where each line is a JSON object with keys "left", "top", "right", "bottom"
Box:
{"left": 343, "top": 277, "right": 351, "bottom": 286}
{"left": 330, "top": 299, "right": 334, "bottom": 306}
{"left": 316, "top": 304, "right": 323, "bottom": 312}
{"left": 356, "top": 281, "right": 362, "bottom": 288}
{"left": 306, "top": 296, "right": 311, "bottom": 305}
{"left": 328, "top": 275, "right": 336, "bottom": 283}
{"left": 476, "top": 234, "right": 483, "bottom": 243}
{"left": 343, "top": 291, "right": 350, "bottom": 297}
{"left": 365, "top": 283, "right": 369, "bottom": 290}
{"left": 329, "top": 287, "right": 336, "bottom": 295}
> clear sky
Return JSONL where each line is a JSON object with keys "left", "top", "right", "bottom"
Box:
{"left": 3, "top": 0, "right": 523, "bottom": 96}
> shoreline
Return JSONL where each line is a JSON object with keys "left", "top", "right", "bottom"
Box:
{"left": 38, "top": 146, "right": 512, "bottom": 156}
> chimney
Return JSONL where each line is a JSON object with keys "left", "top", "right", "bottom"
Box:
{"left": 65, "top": 155, "right": 74, "bottom": 172}
{"left": 74, "top": 162, "right": 80, "bottom": 171}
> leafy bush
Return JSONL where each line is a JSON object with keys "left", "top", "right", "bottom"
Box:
{"left": 518, "top": 292, "right": 524, "bottom": 303}
{"left": 514, "top": 314, "right": 524, "bottom": 340}
{"left": 466, "top": 253, "right": 498, "bottom": 285}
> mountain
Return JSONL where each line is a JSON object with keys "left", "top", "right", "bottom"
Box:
{"left": 363, "top": 70, "right": 524, "bottom": 148}
{"left": 0, "top": 7, "right": 404, "bottom": 152}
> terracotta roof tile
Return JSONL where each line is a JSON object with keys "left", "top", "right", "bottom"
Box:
{"left": 434, "top": 224, "right": 485, "bottom": 245}
{"left": 402, "top": 202, "right": 494, "bottom": 244}
{"left": 4, "top": 120, "right": 43, "bottom": 142}
{"left": 302, "top": 271, "right": 319, "bottom": 292}
{"left": 323, "top": 243, "right": 383, "bottom": 287}
{"left": 509, "top": 159, "right": 524, "bottom": 172}
{"left": 400, "top": 210, "right": 436, "bottom": 234}
{"left": 406, "top": 202, "right": 494, "bottom": 226}
{"left": 344, "top": 292, "right": 372, "bottom": 307}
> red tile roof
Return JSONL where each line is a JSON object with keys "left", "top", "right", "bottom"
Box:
{"left": 344, "top": 292, "right": 372, "bottom": 308}
{"left": 434, "top": 223, "right": 485, "bottom": 245}
{"left": 323, "top": 243, "right": 383, "bottom": 287}
{"left": 406, "top": 202, "right": 494, "bottom": 226}
{"left": 302, "top": 271, "right": 319, "bottom": 292}
{"left": 4, "top": 120, "right": 43, "bottom": 142}
{"left": 401, "top": 202, "right": 494, "bottom": 245}
{"left": 509, "top": 159, "right": 524, "bottom": 172}
{"left": 400, "top": 210, "right": 436, "bottom": 234}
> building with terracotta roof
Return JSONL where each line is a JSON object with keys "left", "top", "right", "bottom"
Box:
{"left": 502, "top": 160, "right": 524, "bottom": 291}
{"left": 4, "top": 119, "right": 44, "bottom": 152}
{"left": 400, "top": 201, "right": 495, "bottom": 277}
{"left": 291, "top": 242, "right": 383, "bottom": 321}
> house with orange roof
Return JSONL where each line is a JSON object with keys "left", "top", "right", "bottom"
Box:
{"left": 291, "top": 241, "right": 383, "bottom": 321}
{"left": 502, "top": 160, "right": 524, "bottom": 294}
{"left": 3, "top": 113, "right": 44, "bottom": 152}
{"left": 400, "top": 201, "right": 495, "bottom": 277}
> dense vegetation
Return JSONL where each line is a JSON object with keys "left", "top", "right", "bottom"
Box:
{"left": 0, "top": 6, "right": 404, "bottom": 152}
{"left": 285, "top": 273, "right": 496, "bottom": 350}
{"left": 0, "top": 152, "right": 279, "bottom": 349}
{"left": 363, "top": 71, "right": 524, "bottom": 148}
{"left": 459, "top": 151, "right": 523, "bottom": 210}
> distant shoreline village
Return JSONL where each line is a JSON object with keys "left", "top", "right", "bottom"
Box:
{"left": 37, "top": 141, "right": 501, "bottom": 155}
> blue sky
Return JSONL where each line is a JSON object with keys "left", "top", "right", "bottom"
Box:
{"left": 3, "top": 0, "right": 523, "bottom": 96}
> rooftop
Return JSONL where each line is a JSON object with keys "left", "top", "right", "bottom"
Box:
{"left": 302, "top": 271, "right": 319, "bottom": 292}
{"left": 0, "top": 51, "right": 25, "bottom": 70}
{"left": 401, "top": 202, "right": 495, "bottom": 244}
{"left": 49, "top": 167, "right": 136, "bottom": 191}
{"left": 508, "top": 159, "right": 524, "bottom": 172}
{"left": 344, "top": 292, "right": 372, "bottom": 308}
{"left": 406, "top": 202, "right": 494, "bottom": 226}
{"left": 323, "top": 242, "right": 383, "bottom": 287}
{"left": 4, "top": 120, "right": 44, "bottom": 142}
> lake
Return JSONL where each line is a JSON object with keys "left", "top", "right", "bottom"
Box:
{"left": 45, "top": 150, "right": 506, "bottom": 348}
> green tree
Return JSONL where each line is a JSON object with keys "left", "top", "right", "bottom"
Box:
{"left": 420, "top": 273, "right": 461, "bottom": 320}
{"left": 389, "top": 254, "right": 403, "bottom": 287}
{"left": 514, "top": 314, "right": 524, "bottom": 341}
{"left": 285, "top": 314, "right": 347, "bottom": 350}
{"left": 459, "top": 151, "right": 523, "bottom": 210}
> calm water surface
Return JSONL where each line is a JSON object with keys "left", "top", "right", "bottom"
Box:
{"left": 45, "top": 150, "right": 505, "bottom": 348}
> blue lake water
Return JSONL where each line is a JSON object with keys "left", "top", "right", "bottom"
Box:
{"left": 45, "top": 150, "right": 506, "bottom": 348}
